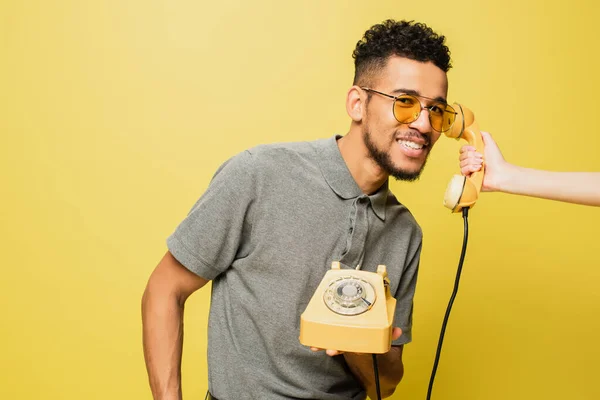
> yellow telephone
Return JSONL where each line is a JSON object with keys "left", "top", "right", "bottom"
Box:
{"left": 443, "top": 104, "right": 485, "bottom": 212}
{"left": 299, "top": 262, "right": 396, "bottom": 354}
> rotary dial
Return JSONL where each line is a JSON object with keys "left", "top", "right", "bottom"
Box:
{"left": 323, "top": 276, "right": 376, "bottom": 316}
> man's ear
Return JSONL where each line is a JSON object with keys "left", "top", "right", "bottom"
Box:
{"left": 346, "top": 86, "right": 365, "bottom": 122}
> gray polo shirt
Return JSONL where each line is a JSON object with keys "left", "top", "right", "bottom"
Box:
{"left": 167, "top": 135, "right": 422, "bottom": 400}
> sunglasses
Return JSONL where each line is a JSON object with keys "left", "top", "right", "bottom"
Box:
{"left": 361, "top": 87, "right": 457, "bottom": 133}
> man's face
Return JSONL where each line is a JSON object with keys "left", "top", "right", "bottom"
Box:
{"left": 362, "top": 56, "right": 448, "bottom": 181}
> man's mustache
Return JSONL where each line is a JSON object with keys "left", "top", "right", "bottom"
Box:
{"left": 396, "top": 130, "right": 430, "bottom": 146}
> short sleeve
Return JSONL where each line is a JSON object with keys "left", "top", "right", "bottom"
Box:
{"left": 391, "top": 237, "right": 422, "bottom": 346}
{"left": 166, "top": 150, "right": 255, "bottom": 280}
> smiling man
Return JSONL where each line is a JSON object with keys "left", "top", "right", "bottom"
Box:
{"left": 339, "top": 29, "right": 452, "bottom": 194}
{"left": 142, "top": 20, "right": 455, "bottom": 400}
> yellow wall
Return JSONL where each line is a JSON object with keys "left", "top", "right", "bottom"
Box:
{"left": 2, "top": 0, "right": 599, "bottom": 399}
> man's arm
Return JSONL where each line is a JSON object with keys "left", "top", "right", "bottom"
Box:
{"left": 142, "top": 251, "right": 208, "bottom": 400}
{"left": 344, "top": 344, "right": 404, "bottom": 399}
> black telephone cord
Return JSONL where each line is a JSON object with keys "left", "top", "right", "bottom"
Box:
{"left": 426, "top": 207, "right": 470, "bottom": 399}
{"left": 372, "top": 353, "right": 382, "bottom": 399}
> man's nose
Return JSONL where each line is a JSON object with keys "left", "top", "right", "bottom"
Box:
{"left": 408, "top": 108, "right": 432, "bottom": 133}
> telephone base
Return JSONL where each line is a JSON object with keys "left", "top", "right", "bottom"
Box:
{"left": 300, "top": 314, "right": 394, "bottom": 354}
{"left": 299, "top": 262, "right": 396, "bottom": 354}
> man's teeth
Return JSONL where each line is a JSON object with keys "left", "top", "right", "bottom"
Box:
{"left": 398, "top": 139, "right": 424, "bottom": 150}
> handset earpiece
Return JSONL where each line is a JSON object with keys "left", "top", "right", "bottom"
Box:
{"left": 443, "top": 104, "right": 485, "bottom": 212}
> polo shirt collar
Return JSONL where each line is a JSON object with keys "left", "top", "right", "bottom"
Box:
{"left": 316, "top": 135, "right": 388, "bottom": 220}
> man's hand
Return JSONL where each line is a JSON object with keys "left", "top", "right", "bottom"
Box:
{"left": 308, "top": 328, "right": 405, "bottom": 398}
{"left": 309, "top": 327, "right": 402, "bottom": 356}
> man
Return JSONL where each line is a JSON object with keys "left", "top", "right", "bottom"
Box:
{"left": 142, "top": 19, "right": 455, "bottom": 400}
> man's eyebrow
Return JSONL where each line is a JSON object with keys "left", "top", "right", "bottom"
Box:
{"left": 391, "top": 88, "right": 447, "bottom": 103}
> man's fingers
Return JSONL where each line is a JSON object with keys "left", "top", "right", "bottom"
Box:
{"left": 310, "top": 347, "right": 343, "bottom": 356}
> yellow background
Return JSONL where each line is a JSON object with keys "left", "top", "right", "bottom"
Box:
{"left": 2, "top": 0, "right": 599, "bottom": 399}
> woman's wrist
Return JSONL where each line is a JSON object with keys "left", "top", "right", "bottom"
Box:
{"left": 491, "top": 161, "right": 519, "bottom": 193}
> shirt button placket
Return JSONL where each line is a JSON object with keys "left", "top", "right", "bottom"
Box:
{"left": 340, "top": 196, "right": 369, "bottom": 269}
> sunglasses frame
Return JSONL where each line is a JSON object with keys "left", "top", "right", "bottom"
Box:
{"left": 360, "top": 87, "right": 457, "bottom": 133}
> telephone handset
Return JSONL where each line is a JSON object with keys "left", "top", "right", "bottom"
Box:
{"left": 443, "top": 104, "right": 485, "bottom": 212}
{"left": 299, "top": 262, "right": 396, "bottom": 354}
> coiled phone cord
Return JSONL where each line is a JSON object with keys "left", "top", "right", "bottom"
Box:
{"left": 426, "top": 207, "right": 470, "bottom": 399}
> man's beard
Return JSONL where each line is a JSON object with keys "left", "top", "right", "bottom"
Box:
{"left": 363, "top": 130, "right": 429, "bottom": 182}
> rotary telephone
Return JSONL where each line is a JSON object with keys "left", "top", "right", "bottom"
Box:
{"left": 299, "top": 104, "right": 484, "bottom": 356}
{"left": 299, "top": 261, "right": 396, "bottom": 354}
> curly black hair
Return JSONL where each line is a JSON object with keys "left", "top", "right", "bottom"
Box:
{"left": 352, "top": 19, "right": 452, "bottom": 86}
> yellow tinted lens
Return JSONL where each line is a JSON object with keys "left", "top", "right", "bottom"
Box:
{"left": 440, "top": 104, "right": 456, "bottom": 132}
{"left": 429, "top": 103, "right": 456, "bottom": 132}
{"left": 393, "top": 95, "right": 420, "bottom": 123}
